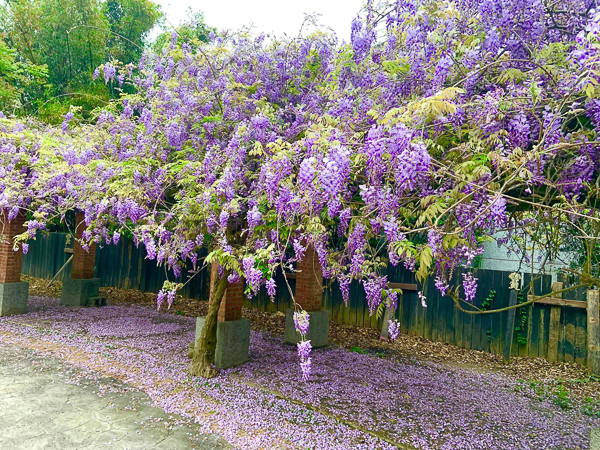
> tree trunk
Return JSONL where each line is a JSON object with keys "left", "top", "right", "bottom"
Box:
{"left": 189, "top": 275, "right": 228, "bottom": 378}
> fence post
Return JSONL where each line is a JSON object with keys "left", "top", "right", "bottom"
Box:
{"left": 60, "top": 212, "right": 102, "bottom": 307}
{"left": 192, "top": 261, "right": 250, "bottom": 369}
{"left": 284, "top": 245, "right": 329, "bottom": 348}
{"left": 547, "top": 282, "right": 563, "bottom": 363}
{"left": 588, "top": 289, "right": 600, "bottom": 376}
{"left": 210, "top": 262, "right": 243, "bottom": 322}
{"left": 0, "top": 211, "right": 28, "bottom": 316}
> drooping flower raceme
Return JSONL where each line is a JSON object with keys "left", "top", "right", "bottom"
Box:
{"left": 294, "top": 311, "right": 310, "bottom": 336}
{"left": 462, "top": 273, "right": 478, "bottom": 303}
{"left": 388, "top": 319, "right": 400, "bottom": 340}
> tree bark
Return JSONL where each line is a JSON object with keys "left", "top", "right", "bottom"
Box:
{"left": 189, "top": 274, "right": 228, "bottom": 378}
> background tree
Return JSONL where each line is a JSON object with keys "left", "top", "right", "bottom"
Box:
{"left": 0, "top": 0, "right": 163, "bottom": 120}
{"left": 152, "top": 8, "right": 215, "bottom": 51}
{"left": 0, "top": 37, "right": 47, "bottom": 112}
{"left": 102, "top": 0, "right": 162, "bottom": 64}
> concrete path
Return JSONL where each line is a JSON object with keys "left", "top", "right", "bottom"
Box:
{"left": 0, "top": 344, "right": 230, "bottom": 450}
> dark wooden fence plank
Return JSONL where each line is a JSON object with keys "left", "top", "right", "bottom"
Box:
{"left": 538, "top": 305, "right": 549, "bottom": 359}
{"left": 433, "top": 285, "right": 446, "bottom": 344}
{"left": 400, "top": 291, "right": 410, "bottom": 335}
{"left": 575, "top": 309, "right": 587, "bottom": 366}
{"left": 503, "top": 289, "right": 518, "bottom": 364}
{"left": 407, "top": 287, "right": 418, "bottom": 336}
{"left": 548, "top": 282, "right": 563, "bottom": 363}
{"left": 489, "top": 270, "right": 506, "bottom": 354}
{"left": 423, "top": 279, "right": 434, "bottom": 341}
{"left": 564, "top": 308, "right": 576, "bottom": 364}
{"left": 528, "top": 303, "right": 540, "bottom": 358}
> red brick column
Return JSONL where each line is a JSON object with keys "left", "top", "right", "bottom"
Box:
{"left": 71, "top": 212, "right": 96, "bottom": 279}
{"left": 295, "top": 245, "right": 323, "bottom": 312}
{"left": 0, "top": 212, "right": 26, "bottom": 284}
{"left": 209, "top": 262, "right": 243, "bottom": 322}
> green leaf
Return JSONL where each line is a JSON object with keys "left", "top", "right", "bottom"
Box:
{"left": 416, "top": 246, "right": 433, "bottom": 281}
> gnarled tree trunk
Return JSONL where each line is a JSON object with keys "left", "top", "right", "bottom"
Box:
{"left": 189, "top": 275, "right": 228, "bottom": 378}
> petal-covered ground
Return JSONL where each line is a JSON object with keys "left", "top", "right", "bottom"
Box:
{"left": 0, "top": 297, "right": 597, "bottom": 450}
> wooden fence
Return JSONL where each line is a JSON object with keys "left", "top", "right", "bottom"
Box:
{"left": 22, "top": 232, "right": 212, "bottom": 300}
{"left": 22, "top": 233, "right": 595, "bottom": 368}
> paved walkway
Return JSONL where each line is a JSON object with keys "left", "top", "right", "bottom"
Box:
{"left": 0, "top": 344, "right": 229, "bottom": 450}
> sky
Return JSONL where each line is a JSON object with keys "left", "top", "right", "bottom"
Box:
{"left": 152, "top": 0, "right": 366, "bottom": 42}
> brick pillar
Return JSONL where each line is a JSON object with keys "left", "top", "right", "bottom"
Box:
{"left": 284, "top": 244, "right": 329, "bottom": 347}
{"left": 209, "top": 262, "right": 243, "bottom": 322}
{"left": 295, "top": 245, "right": 323, "bottom": 312}
{"left": 0, "top": 211, "right": 29, "bottom": 316}
{"left": 0, "top": 212, "right": 26, "bottom": 284}
{"left": 192, "top": 262, "right": 250, "bottom": 369}
{"left": 71, "top": 212, "right": 96, "bottom": 279}
{"left": 61, "top": 211, "right": 101, "bottom": 307}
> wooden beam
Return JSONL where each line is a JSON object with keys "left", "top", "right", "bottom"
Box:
{"left": 588, "top": 290, "right": 600, "bottom": 376}
{"left": 527, "top": 296, "right": 587, "bottom": 309}
{"left": 47, "top": 255, "right": 73, "bottom": 288}
{"left": 64, "top": 248, "right": 73, "bottom": 254}
{"left": 283, "top": 272, "right": 297, "bottom": 280}
{"left": 388, "top": 282, "right": 418, "bottom": 291}
{"left": 547, "top": 282, "right": 563, "bottom": 363}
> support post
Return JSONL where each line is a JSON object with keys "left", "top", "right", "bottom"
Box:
{"left": 0, "top": 212, "right": 28, "bottom": 316}
{"left": 284, "top": 245, "right": 329, "bottom": 348}
{"left": 588, "top": 289, "right": 600, "bottom": 376}
{"left": 61, "top": 212, "right": 102, "bottom": 307}
{"left": 192, "top": 262, "right": 249, "bottom": 369}
{"left": 547, "top": 282, "right": 563, "bottom": 363}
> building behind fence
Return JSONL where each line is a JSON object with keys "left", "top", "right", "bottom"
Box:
{"left": 23, "top": 233, "right": 593, "bottom": 368}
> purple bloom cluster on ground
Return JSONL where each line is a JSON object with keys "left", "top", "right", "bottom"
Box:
{"left": 0, "top": 297, "right": 597, "bottom": 450}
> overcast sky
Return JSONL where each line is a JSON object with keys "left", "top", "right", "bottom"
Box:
{"left": 153, "top": 0, "right": 366, "bottom": 42}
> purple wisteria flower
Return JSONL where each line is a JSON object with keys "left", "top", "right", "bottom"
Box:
{"left": 61, "top": 112, "right": 74, "bottom": 133}
{"left": 435, "top": 276, "right": 449, "bottom": 297}
{"left": 266, "top": 278, "right": 276, "bottom": 301}
{"left": 103, "top": 63, "right": 116, "bottom": 83}
{"left": 156, "top": 290, "right": 166, "bottom": 309}
{"left": 418, "top": 291, "right": 427, "bottom": 308}
{"left": 297, "top": 339, "right": 312, "bottom": 359}
{"left": 293, "top": 310, "right": 310, "bottom": 336}
{"left": 299, "top": 357, "right": 312, "bottom": 381}
{"left": 167, "top": 290, "right": 176, "bottom": 308}
{"left": 462, "top": 272, "right": 478, "bottom": 302}
{"left": 388, "top": 319, "right": 400, "bottom": 340}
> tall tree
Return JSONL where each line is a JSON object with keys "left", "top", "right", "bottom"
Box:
{"left": 102, "top": 0, "right": 162, "bottom": 64}
{"left": 153, "top": 8, "right": 214, "bottom": 51}
{"left": 0, "top": 37, "right": 47, "bottom": 112}
{"left": 0, "top": 0, "right": 163, "bottom": 119}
